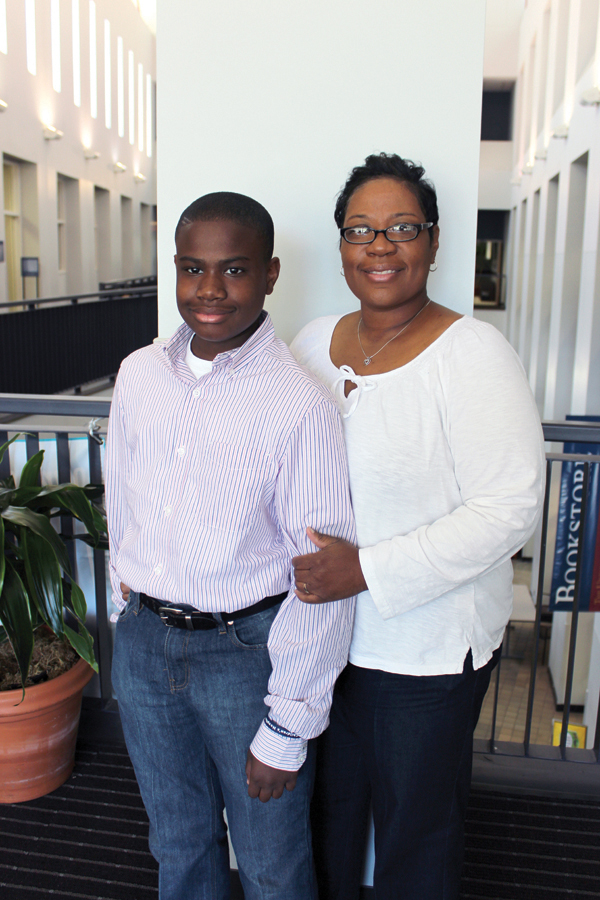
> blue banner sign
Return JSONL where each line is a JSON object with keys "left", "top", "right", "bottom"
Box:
{"left": 550, "top": 416, "right": 600, "bottom": 612}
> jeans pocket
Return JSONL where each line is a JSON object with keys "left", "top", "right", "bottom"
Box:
{"left": 117, "top": 590, "right": 140, "bottom": 623}
{"left": 226, "top": 603, "right": 281, "bottom": 650}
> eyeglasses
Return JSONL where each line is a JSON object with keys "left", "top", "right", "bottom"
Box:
{"left": 340, "top": 223, "right": 433, "bottom": 244}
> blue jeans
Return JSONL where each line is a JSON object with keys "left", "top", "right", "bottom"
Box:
{"left": 112, "top": 593, "right": 317, "bottom": 900}
{"left": 311, "top": 649, "right": 500, "bottom": 900}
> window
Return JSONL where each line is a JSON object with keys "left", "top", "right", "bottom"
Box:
{"left": 480, "top": 91, "right": 513, "bottom": 141}
{"left": 117, "top": 37, "right": 124, "bottom": 137}
{"left": 89, "top": 1, "right": 97, "bottom": 117}
{"left": 138, "top": 63, "right": 144, "bottom": 152}
{"left": 474, "top": 210, "right": 509, "bottom": 309}
{"left": 72, "top": 0, "right": 81, "bottom": 106}
{"left": 25, "top": 0, "right": 36, "bottom": 75}
{"left": 146, "top": 74, "right": 153, "bottom": 157}
{"left": 94, "top": 186, "right": 111, "bottom": 281}
{"left": 0, "top": 0, "right": 7, "bottom": 55}
{"left": 104, "top": 19, "right": 111, "bottom": 129}
{"left": 51, "top": 0, "right": 61, "bottom": 92}
{"left": 128, "top": 50, "right": 135, "bottom": 144}
{"left": 57, "top": 176, "right": 67, "bottom": 272}
{"left": 3, "top": 161, "right": 22, "bottom": 302}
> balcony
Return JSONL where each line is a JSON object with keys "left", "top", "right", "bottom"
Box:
{"left": 1, "top": 398, "right": 599, "bottom": 898}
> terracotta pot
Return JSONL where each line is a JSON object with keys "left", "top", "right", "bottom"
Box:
{"left": 0, "top": 657, "right": 94, "bottom": 803}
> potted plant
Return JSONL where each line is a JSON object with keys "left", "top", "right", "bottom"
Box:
{"left": 0, "top": 435, "right": 107, "bottom": 802}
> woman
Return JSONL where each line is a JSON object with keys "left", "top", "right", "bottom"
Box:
{"left": 290, "top": 153, "right": 545, "bottom": 900}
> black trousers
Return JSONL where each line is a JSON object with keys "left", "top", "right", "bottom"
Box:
{"left": 311, "top": 647, "right": 500, "bottom": 900}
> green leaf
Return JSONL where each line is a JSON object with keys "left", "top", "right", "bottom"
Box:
{"left": 18, "top": 450, "right": 44, "bottom": 488}
{"left": 14, "top": 485, "right": 107, "bottom": 545}
{"left": 0, "top": 487, "right": 16, "bottom": 510}
{"left": 22, "top": 529, "right": 64, "bottom": 635}
{"left": 0, "top": 560, "right": 34, "bottom": 693}
{"left": 1, "top": 506, "right": 71, "bottom": 574}
{"left": 0, "top": 433, "right": 23, "bottom": 469}
{"left": 49, "top": 487, "right": 100, "bottom": 542}
{"left": 63, "top": 622, "right": 98, "bottom": 672}
{"left": 63, "top": 578, "right": 87, "bottom": 621}
{"left": 0, "top": 517, "right": 5, "bottom": 598}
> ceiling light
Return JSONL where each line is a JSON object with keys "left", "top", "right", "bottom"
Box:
{"left": 113, "top": 161, "right": 127, "bottom": 173}
{"left": 510, "top": 177, "right": 522, "bottom": 186}
{"left": 43, "top": 124, "right": 63, "bottom": 140}
{"left": 84, "top": 148, "right": 100, "bottom": 160}
{"left": 521, "top": 164, "right": 534, "bottom": 175}
{"left": 0, "top": 99, "right": 7, "bottom": 112}
{"left": 552, "top": 124, "right": 569, "bottom": 139}
{"left": 535, "top": 149, "right": 547, "bottom": 160}
{"left": 580, "top": 86, "right": 600, "bottom": 106}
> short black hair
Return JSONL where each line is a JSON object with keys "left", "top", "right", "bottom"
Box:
{"left": 175, "top": 191, "right": 274, "bottom": 261}
{"left": 334, "top": 153, "right": 438, "bottom": 242}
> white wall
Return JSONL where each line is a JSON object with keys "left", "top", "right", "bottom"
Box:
{"left": 0, "top": 0, "right": 156, "bottom": 303}
{"left": 483, "top": 0, "right": 525, "bottom": 81}
{"left": 156, "top": 0, "right": 487, "bottom": 343}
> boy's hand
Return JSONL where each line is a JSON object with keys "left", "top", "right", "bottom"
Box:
{"left": 292, "top": 527, "right": 367, "bottom": 603}
{"left": 245, "top": 750, "right": 298, "bottom": 802}
{"left": 120, "top": 582, "right": 131, "bottom": 602}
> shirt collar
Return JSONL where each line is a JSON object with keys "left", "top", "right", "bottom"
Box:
{"left": 161, "top": 311, "right": 275, "bottom": 373}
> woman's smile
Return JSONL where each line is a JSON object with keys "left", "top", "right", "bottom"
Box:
{"left": 341, "top": 177, "right": 438, "bottom": 314}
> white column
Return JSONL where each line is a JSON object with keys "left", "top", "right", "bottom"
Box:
{"left": 570, "top": 129, "right": 600, "bottom": 413}
{"left": 527, "top": 179, "right": 549, "bottom": 393}
{"left": 543, "top": 164, "right": 570, "bottom": 420}
{"left": 156, "top": 0, "right": 487, "bottom": 342}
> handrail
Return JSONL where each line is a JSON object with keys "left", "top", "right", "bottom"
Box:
{"left": 0, "top": 284, "right": 157, "bottom": 311}
{"left": 0, "top": 393, "right": 111, "bottom": 417}
{"left": 542, "top": 420, "right": 600, "bottom": 443}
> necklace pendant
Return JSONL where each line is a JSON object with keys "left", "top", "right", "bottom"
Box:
{"left": 364, "top": 358, "right": 371, "bottom": 366}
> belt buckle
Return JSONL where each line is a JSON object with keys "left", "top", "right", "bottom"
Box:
{"left": 158, "top": 606, "right": 183, "bottom": 627}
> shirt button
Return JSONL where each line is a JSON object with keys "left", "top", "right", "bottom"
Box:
{"left": 177, "top": 447, "right": 186, "bottom": 457}
{"left": 154, "top": 565, "right": 162, "bottom": 576}
{"left": 164, "top": 506, "right": 172, "bottom": 516}
{"left": 192, "top": 389, "right": 200, "bottom": 398}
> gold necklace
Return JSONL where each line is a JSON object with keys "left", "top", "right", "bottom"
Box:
{"left": 357, "top": 299, "right": 431, "bottom": 366}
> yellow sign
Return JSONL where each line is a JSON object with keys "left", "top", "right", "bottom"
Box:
{"left": 552, "top": 720, "right": 587, "bottom": 749}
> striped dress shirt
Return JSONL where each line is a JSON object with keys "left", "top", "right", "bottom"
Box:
{"left": 105, "top": 313, "right": 356, "bottom": 770}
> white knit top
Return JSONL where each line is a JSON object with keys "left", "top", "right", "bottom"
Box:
{"left": 291, "top": 314, "right": 545, "bottom": 675}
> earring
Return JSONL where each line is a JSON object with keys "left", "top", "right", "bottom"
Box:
{"left": 430, "top": 261, "right": 438, "bottom": 272}
{"left": 340, "top": 266, "right": 345, "bottom": 276}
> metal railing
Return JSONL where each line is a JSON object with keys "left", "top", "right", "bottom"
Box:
{"left": 0, "top": 282, "right": 157, "bottom": 395}
{"left": 2, "top": 396, "right": 600, "bottom": 772}
{"left": 0, "top": 395, "right": 112, "bottom": 708}
{"left": 475, "top": 419, "right": 600, "bottom": 772}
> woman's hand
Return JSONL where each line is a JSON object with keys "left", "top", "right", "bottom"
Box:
{"left": 292, "top": 527, "right": 367, "bottom": 603}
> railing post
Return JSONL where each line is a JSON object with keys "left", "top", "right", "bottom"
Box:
{"left": 524, "top": 458, "right": 553, "bottom": 754}
{"left": 88, "top": 434, "right": 113, "bottom": 706}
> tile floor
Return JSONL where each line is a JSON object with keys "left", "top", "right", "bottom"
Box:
{"left": 474, "top": 558, "right": 583, "bottom": 746}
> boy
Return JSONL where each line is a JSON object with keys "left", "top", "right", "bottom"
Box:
{"left": 105, "top": 192, "right": 356, "bottom": 900}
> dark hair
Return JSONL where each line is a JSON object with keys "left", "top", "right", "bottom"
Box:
{"left": 334, "top": 153, "right": 438, "bottom": 241}
{"left": 175, "top": 191, "right": 274, "bottom": 261}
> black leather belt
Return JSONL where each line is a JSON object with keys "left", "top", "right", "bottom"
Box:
{"left": 139, "top": 591, "right": 287, "bottom": 631}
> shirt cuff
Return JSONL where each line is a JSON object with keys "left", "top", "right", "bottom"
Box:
{"left": 249, "top": 718, "right": 308, "bottom": 771}
{"left": 359, "top": 545, "right": 395, "bottom": 619}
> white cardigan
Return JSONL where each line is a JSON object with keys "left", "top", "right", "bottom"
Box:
{"left": 291, "top": 314, "right": 545, "bottom": 675}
